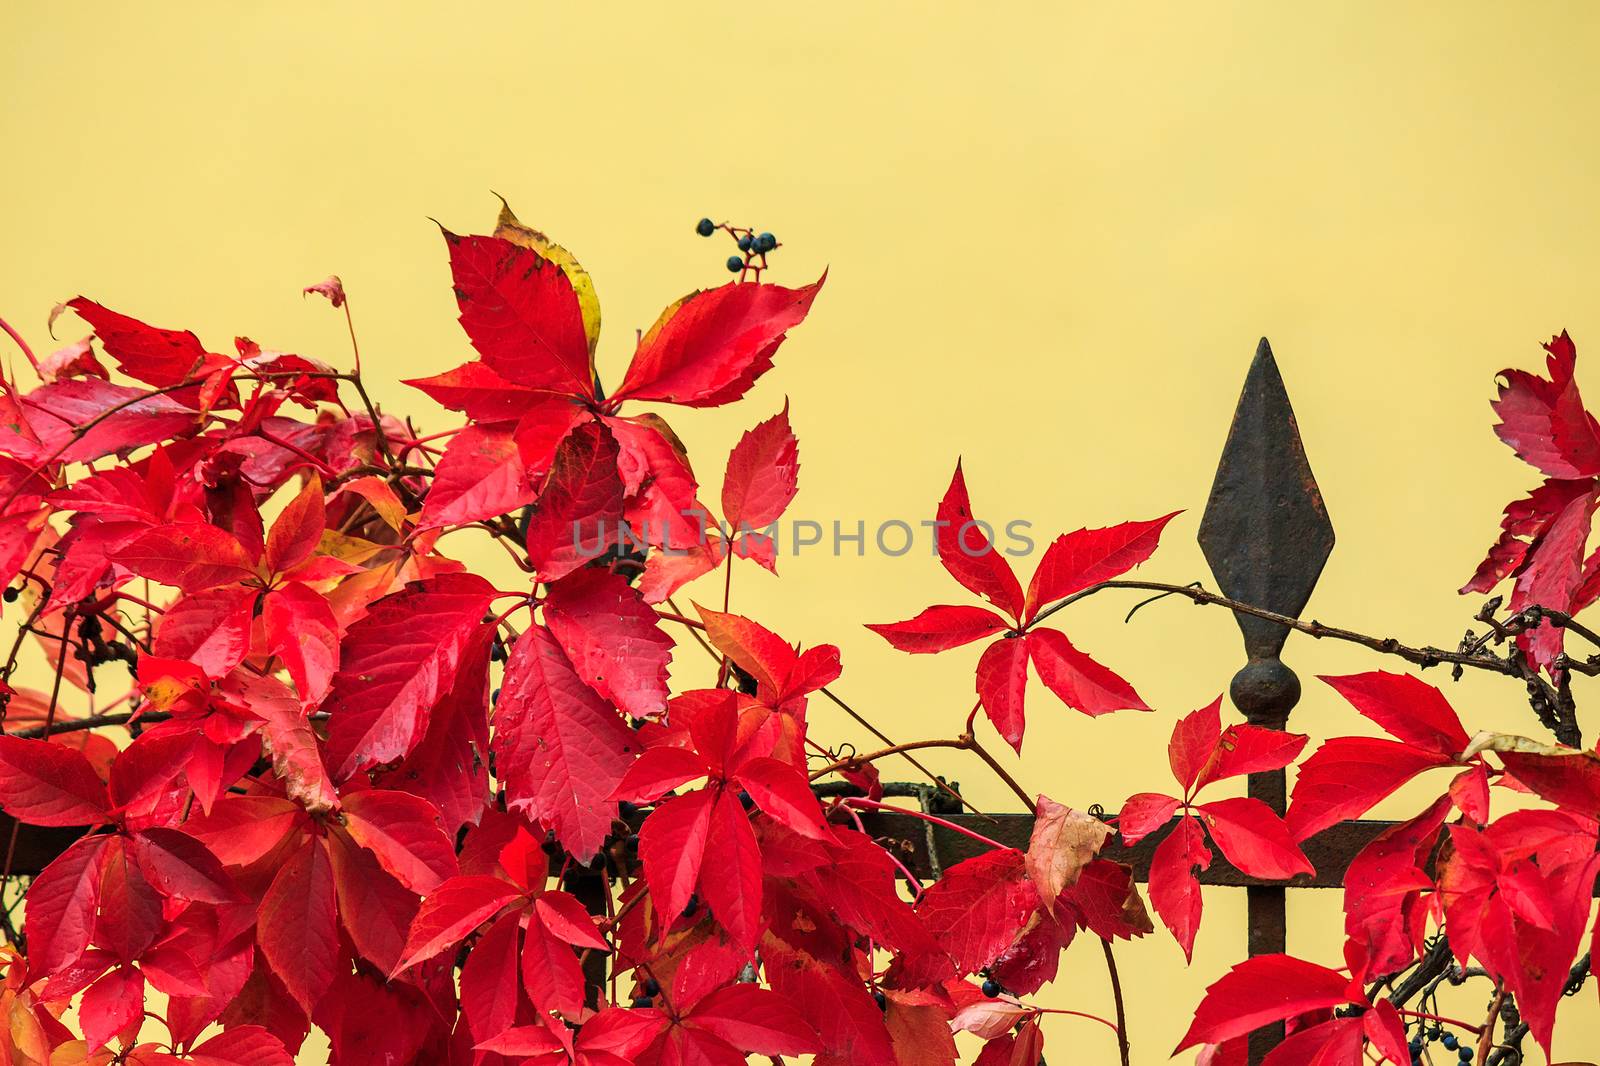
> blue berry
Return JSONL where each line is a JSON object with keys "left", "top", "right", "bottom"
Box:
{"left": 754, "top": 232, "right": 777, "bottom": 253}
{"left": 872, "top": 990, "right": 887, "bottom": 1010}
{"left": 725, "top": 255, "right": 744, "bottom": 273}
{"left": 1458, "top": 1048, "right": 1473, "bottom": 1062}
{"left": 981, "top": 979, "right": 1000, "bottom": 997}
{"left": 2, "top": 587, "right": 17, "bottom": 603}
{"left": 644, "top": 977, "right": 660, "bottom": 997}
{"left": 738, "top": 790, "right": 754, "bottom": 810}
{"left": 631, "top": 995, "right": 653, "bottom": 1008}
{"left": 1441, "top": 1033, "right": 1458, "bottom": 1050}
{"left": 696, "top": 218, "right": 715, "bottom": 237}
{"left": 737, "top": 234, "right": 754, "bottom": 252}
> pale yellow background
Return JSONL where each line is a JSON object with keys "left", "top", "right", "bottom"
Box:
{"left": 5, "top": 3, "right": 1600, "bottom": 1063}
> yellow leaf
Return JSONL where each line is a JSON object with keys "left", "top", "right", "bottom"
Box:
{"left": 316, "top": 529, "right": 387, "bottom": 565}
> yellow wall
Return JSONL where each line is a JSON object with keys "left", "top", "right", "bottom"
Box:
{"left": 6, "top": 2, "right": 1600, "bottom": 1062}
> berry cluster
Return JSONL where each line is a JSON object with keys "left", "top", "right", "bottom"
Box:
{"left": 695, "top": 217, "right": 780, "bottom": 279}
{"left": 1409, "top": 1025, "right": 1477, "bottom": 1063}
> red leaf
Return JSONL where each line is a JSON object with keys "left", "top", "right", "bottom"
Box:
{"left": 1498, "top": 748, "right": 1600, "bottom": 811}
{"left": 263, "top": 583, "right": 339, "bottom": 705}
{"left": 1167, "top": 697, "right": 1222, "bottom": 795}
{"left": 127, "top": 827, "right": 236, "bottom": 902}
{"left": 114, "top": 523, "right": 255, "bottom": 593}
{"left": 606, "top": 412, "right": 702, "bottom": 550}
{"left": 404, "top": 359, "right": 556, "bottom": 422}
{"left": 688, "top": 984, "right": 821, "bottom": 1057}
{"left": 324, "top": 828, "right": 418, "bottom": 976}
{"left": 524, "top": 420, "right": 625, "bottom": 582}
{"left": 1199, "top": 796, "right": 1314, "bottom": 880}
{"left": 324, "top": 572, "right": 496, "bottom": 777}
{"left": 1286, "top": 737, "right": 1455, "bottom": 841}
{"left": 1319, "top": 672, "right": 1471, "bottom": 756}
{"left": 0, "top": 735, "right": 109, "bottom": 826}
{"left": 264, "top": 474, "right": 325, "bottom": 574}
{"left": 442, "top": 231, "right": 593, "bottom": 397}
{"left": 614, "top": 276, "right": 824, "bottom": 407}
{"left": 67, "top": 298, "right": 214, "bottom": 388}
{"left": 721, "top": 403, "right": 799, "bottom": 532}
{"left": 185, "top": 1025, "right": 296, "bottom": 1066}
{"left": 544, "top": 568, "right": 672, "bottom": 720}
{"left": 1511, "top": 483, "right": 1599, "bottom": 669}
{"left": 21, "top": 380, "right": 196, "bottom": 462}
{"left": 735, "top": 756, "right": 833, "bottom": 841}
{"left": 180, "top": 795, "right": 304, "bottom": 867}
{"left": 915, "top": 848, "right": 1038, "bottom": 974}
{"left": 417, "top": 424, "right": 534, "bottom": 530}
{"left": 1023, "top": 511, "right": 1180, "bottom": 621}
{"left": 1198, "top": 724, "right": 1309, "bottom": 791}
{"left": 95, "top": 835, "right": 162, "bottom": 961}
{"left": 701, "top": 789, "right": 764, "bottom": 951}
{"left": 1259, "top": 1017, "right": 1364, "bottom": 1066}
{"left": 695, "top": 606, "right": 797, "bottom": 700}
{"left": 1149, "top": 815, "right": 1210, "bottom": 961}
{"left": 611, "top": 745, "right": 709, "bottom": 804}
{"left": 1026, "top": 626, "right": 1148, "bottom": 718}
{"left": 24, "top": 834, "right": 109, "bottom": 976}
{"left": 577, "top": 1007, "right": 669, "bottom": 1061}
{"left": 256, "top": 839, "right": 340, "bottom": 1013}
{"left": 1463, "top": 478, "right": 1592, "bottom": 595}
{"left": 935, "top": 463, "right": 1024, "bottom": 620}
{"left": 763, "top": 944, "right": 896, "bottom": 1066}
{"left": 1362, "top": 1001, "right": 1410, "bottom": 1066}
{"left": 866, "top": 604, "right": 1010, "bottom": 653}
{"left": 639, "top": 538, "right": 725, "bottom": 605}
{"left": 1491, "top": 331, "right": 1600, "bottom": 479}
{"left": 458, "top": 912, "right": 521, "bottom": 1041}
{"left": 80, "top": 966, "right": 144, "bottom": 1051}
{"left": 152, "top": 585, "right": 256, "bottom": 678}
{"left": 340, "top": 789, "right": 459, "bottom": 893}
{"left": 250, "top": 683, "right": 339, "bottom": 814}
{"left": 520, "top": 912, "right": 587, "bottom": 1018}
{"left": 394, "top": 874, "right": 523, "bottom": 974}
{"left": 1174, "top": 954, "right": 1350, "bottom": 1052}
{"left": 1344, "top": 795, "right": 1449, "bottom": 978}
{"left": 1116, "top": 792, "right": 1182, "bottom": 844}
{"left": 534, "top": 890, "right": 610, "bottom": 950}
{"left": 885, "top": 990, "right": 959, "bottom": 1066}
{"left": 492, "top": 625, "right": 636, "bottom": 860}
{"left": 975, "top": 637, "right": 1029, "bottom": 752}
{"left": 638, "top": 788, "right": 715, "bottom": 923}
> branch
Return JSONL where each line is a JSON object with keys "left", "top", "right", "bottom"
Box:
{"left": 1100, "top": 939, "right": 1131, "bottom": 1066}
{"left": 1034, "top": 580, "right": 1576, "bottom": 743}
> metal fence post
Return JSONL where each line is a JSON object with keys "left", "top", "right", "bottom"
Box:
{"left": 1198, "top": 339, "right": 1335, "bottom": 1064}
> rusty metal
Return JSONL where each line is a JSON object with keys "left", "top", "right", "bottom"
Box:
{"left": 1195, "top": 338, "right": 1334, "bottom": 1063}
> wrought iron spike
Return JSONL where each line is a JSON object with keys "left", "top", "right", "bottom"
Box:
{"left": 1198, "top": 338, "right": 1335, "bottom": 668}
{"left": 1199, "top": 338, "right": 1336, "bottom": 1066}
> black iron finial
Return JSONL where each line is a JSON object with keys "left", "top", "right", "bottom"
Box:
{"left": 1198, "top": 338, "right": 1335, "bottom": 727}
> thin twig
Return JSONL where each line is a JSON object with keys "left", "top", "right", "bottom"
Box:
{"left": 1100, "top": 938, "right": 1131, "bottom": 1066}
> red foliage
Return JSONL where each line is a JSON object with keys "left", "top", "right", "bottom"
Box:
{"left": 0, "top": 204, "right": 1596, "bottom": 1064}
